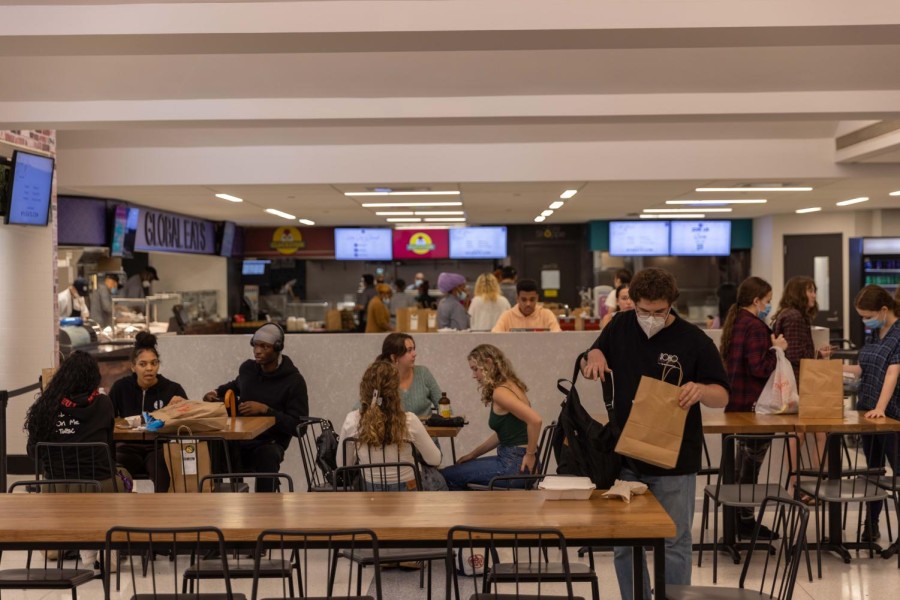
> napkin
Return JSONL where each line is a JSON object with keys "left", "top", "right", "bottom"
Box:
{"left": 602, "top": 479, "right": 649, "bottom": 503}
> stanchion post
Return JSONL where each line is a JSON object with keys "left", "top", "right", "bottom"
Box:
{"left": 0, "top": 390, "right": 8, "bottom": 492}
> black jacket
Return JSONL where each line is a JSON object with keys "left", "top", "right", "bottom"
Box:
{"left": 215, "top": 355, "right": 308, "bottom": 449}
{"left": 109, "top": 373, "right": 187, "bottom": 418}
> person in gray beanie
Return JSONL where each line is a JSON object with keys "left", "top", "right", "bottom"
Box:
{"left": 203, "top": 323, "right": 308, "bottom": 491}
{"left": 437, "top": 272, "right": 470, "bottom": 330}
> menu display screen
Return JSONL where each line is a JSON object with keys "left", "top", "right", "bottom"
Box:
{"left": 392, "top": 229, "right": 450, "bottom": 260}
{"left": 449, "top": 226, "right": 508, "bottom": 259}
{"left": 334, "top": 228, "right": 393, "bottom": 260}
{"left": 5, "top": 151, "right": 54, "bottom": 226}
{"left": 670, "top": 221, "right": 731, "bottom": 256}
{"left": 110, "top": 205, "right": 128, "bottom": 257}
{"left": 219, "top": 221, "right": 236, "bottom": 257}
{"left": 609, "top": 221, "right": 670, "bottom": 256}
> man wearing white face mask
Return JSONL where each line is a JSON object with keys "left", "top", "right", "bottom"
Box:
{"left": 121, "top": 266, "right": 159, "bottom": 299}
{"left": 581, "top": 267, "right": 730, "bottom": 600}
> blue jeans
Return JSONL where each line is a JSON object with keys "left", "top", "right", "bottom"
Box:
{"left": 441, "top": 446, "right": 532, "bottom": 490}
{"left": 613, "top": 467, "right": 696, "bottom": 600}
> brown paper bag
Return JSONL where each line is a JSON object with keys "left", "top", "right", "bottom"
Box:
{"left": 396, "top": 307, "right": 415, "bottom": 332}
{"left": 425, "top": 309, "right": 438, "bottom": 332}
{"left": 162, "top": 429, "right": 213, "bottom": 493}
{"left": 325, "top": 309, "right": 343, "bottom": 331}
{"left": 799, "top": 359, "right": 844, "bottom": 419}
{"left": 150, "top": 401, "right": 227, "bottom": 433}
{"left": 615, "top": 373, "right": 687, "bottom": 469}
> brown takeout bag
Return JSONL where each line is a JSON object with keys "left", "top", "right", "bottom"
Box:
{"left": 799, "top": 359, "right": 844, "bottom": 419}
{"left": 150, "top": 401, "right": 227, "bottom": 433}
{"left": 614, "top": 365, "right": 687, "bottom": 469}
{"left": 162, "top": 427, "right": 213, "bottom": 493}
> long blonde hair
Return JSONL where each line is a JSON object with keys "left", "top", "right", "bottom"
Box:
{"left": 467, "top": 344, "right": 528, "bottom": 406}
{"left": 474, "top": 273, "right": 501, "bottom": 302}
{"left": 357, "top": 362, "right": 409, "bottom": 448}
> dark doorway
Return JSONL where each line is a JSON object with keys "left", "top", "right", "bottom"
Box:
{"left": 783, "top": 233, "right": 843, "bottom": 335}
{"left": 521, "top": 242, "right": 581, "bottom": 307}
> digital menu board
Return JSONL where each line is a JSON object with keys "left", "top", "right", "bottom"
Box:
{"left": 5, "top": 150, "right": 54, "bottom": 226}
{"left": 392, "top": 229, "right": 450, "bottom": 260}
{"left": 449, "top": 226, "right": 508, "bottom": 259}
{"left": 609, "top": 221, "right": 670, "bottom": 256}
{"left": 670, "top": 221, "right": 732, "bottom": 256}
{"left": 334, "top": 228, "right": 393, "bottom": 260}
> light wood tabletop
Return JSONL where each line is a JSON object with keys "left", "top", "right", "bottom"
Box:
{"left": 700, "top": 410, "right": 900, "bottom": 434}
{"left": 424, "top": 425, "right": 462, "bottom": 438}
{"left": 113, "top": 416, "right": 276, "bottom": 441}
{"left": 0, "top": 490, "right": 674, "bottom": 545}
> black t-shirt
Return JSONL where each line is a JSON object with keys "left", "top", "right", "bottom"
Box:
{"left": 591, "top": 310, "right": 729, "bottom": 476}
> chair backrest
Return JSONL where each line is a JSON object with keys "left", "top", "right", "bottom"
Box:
{"left": 738, "top": 496, "right": 809, "bottom": 600}
{"left": 488, "top": 473, "right": 548, "bottom": 490}
{"left": 802, "top": 432, "right": 894, "bottom": 500}
{"left": 251, "top": 529, "right": 381, "bottom": 600}
{"left": 9, "top": 478, "right": 102, "bottom": 494}
{"left": 295, "top": 418, "right": 337, "bottom": 491}
{"left": 199, "top": 472, "right": 295, "bottom": 493}
{"left": 34, "top": 441, "right": 119, "bottom": 491}
{"left": 154, "top": 433, "right": 232, "bottom": 493}
{"left": 446, "top": 526, "right": 576, "bottom": 599}
{"left": 104, "top": 526, "right": 236, "bottom": 600}
{"left": 333, "top": 462, "right": 422, "bottom": 492}
{"left": 715, "top": 434, "right": 799, "bottom": 502}
{"left": 536, "top": 421, "right": 557, "bottom": 476}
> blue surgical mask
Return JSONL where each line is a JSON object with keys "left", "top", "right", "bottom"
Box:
{"left": 863, "top": 316, "right": 885, "bottom": 330}
{"left": 110, "top": 287, "right": 118, "bottom": 296}
{"left": 758, "top": 304, "right": 771, "bottom": 320}
{"left": 458, "top": 291, "right": 467, "bottom": 301}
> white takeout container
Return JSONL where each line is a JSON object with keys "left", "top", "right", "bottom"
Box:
{"left": 538, "top": 476, "right": 596, "bottom": 500}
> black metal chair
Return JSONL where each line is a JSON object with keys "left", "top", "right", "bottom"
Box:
{"left": 182, "top": 474, "right": 297, "bottom": 594}
{"left": 467, "top": 421, "right": 556, "bottom": 491}
{"left": 446, "top": 526, "right": 583, "bottom": 600}
{"left": 669, "top": 496, "right": 809, "bottom": 600}
{"left": 867, "top": 431, "right": 899, "bottom": 564}
{"left": 0, "top": 480, "right": 100, "bottom": 600}
{"left": 296, "top": 418, "right": 338, "bottom": 492}
{"left": 104, "top": 526, "right": 245, "bottom": 600}
{"left": 33, "top": 442, "right": 120, "bottom": 491}
{"left": 251, "top": 529, "right": 382, "bottom": 600}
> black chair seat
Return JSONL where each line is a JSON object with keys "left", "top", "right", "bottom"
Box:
{"left": 133, "top": 595, "right": 247, "bottom": 600}
{"left": 183, "top": 558, "right": 292, "bottom": 578}
{"left": 340, "top": 547, "right": 445, "bottom": 564}
{"left": 667, "top": 584, "right": 784, "bottom": 600}
{"left": 469, "top": 595, "right": 585, "bottom": 600}
{"left": 703, "top": 483, "right": 792, "bottom": 508}
{"left": 491, "top": 561, "right": 595, "bottom": 578}
{"left": 0, "top": 568, "right": 95, "bottom": 588}
{"left": 261, "top": 597, "right": 373, "bottom": 600}
{"left": 870, "top": 475, "right": 900, "bottom": 492}
{"left": 798, "top": 478, "right": 890, "bottom": 503}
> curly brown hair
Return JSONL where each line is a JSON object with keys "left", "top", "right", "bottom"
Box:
{"left": 629, "top": 268, "right": 679, "bottom": 304}
{"left": 357, "top": 362, "right": 409, "bottom": 448}
{"left": 467, "top": 344, "right": 528, "bottom": 406}
{"left": 772, "top": 276, "right": 817, "bottom": 324}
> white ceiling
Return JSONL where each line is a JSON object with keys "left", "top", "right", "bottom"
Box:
{"left": 2, "top": 0, "right": 900, "bottom": 227}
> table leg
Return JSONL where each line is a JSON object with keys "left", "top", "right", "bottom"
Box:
{"left": 632, "top": 546, "right": 644, "bottom": 600}
{"left": 450, "top": 437, "right": 457, "bottom": 464}
{"left": 653, "top": 540, "right": 666, "bottom": 600}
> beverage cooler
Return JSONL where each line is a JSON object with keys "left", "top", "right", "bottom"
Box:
{"left": 849, "top": 237, "right": 900, "bottom": 346}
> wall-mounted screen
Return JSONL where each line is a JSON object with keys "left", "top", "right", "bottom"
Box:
{"left": 242, "top": 259, "right": 270, "bottom": 276}
{"left": 449, "top": 226, "right": 507, "bottom": 259}
{"left": 219, "top": 221, "right": 237, "bottom": 257}
{"left": 609, "top": 221, "right": 670, "bottom": 256}
{"left": 334, "top": 228, "right": 392, "bottom": 260}
{"left": 392, "top": 229, "right": 450, "bottom": 260}
{"left": 110, "top": 205, "right": 128, "bottom": 257}
{"left": 670, "top": 220, "right": 732, "bottom": 256}
{"left": 4, "top": 150, "right": 54, "bottom": 226}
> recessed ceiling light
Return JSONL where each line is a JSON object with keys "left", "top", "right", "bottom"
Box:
{"left": 215, "top": 193, "right": 243, "bottom": 203}
{"left": 345, "top": 191, "right": 460, "bottom": 196}
{"left": 890, "top": 190, "right": 900, "bottom": 196}
{"left": 644, "top": 208, "right": 732, "bottom": 213}
{"left": 386, "top": 217, "right": 421, "bottom": 222}
{"left": 795, "top": 207, "right": 822, "bottom": 214}
{"left": 541, "top": 210, "right": 554, "bottom": 217}
{"left": 549, "top": 201, "right": 565, "bottom": 209}
{"left": 835, "top": 197, "right": 869, "bottom": 207}
{"left": 413, "top": 211, "right": 465, "bottom": 216}
{"left": 697, "top": 187, "right": 812, "bottom": 192}
{"left": 424, "top": 217, "right": 466, "bottom": 222}
{"left": 375, "top": 211, "right": 415, "bottom": 216}
{"left": 265, "top": 208, "right": 296, "bottom": 220}
{"left": 534, "top": 216, "right": 546, "bottom": 223}
{"left": 361, "top": 202, "right": 463, "bottom": 208}
{"left": 297, "top": 219, "right": 316, "bottom": 226}
{"left": 394, "top": 224, "right": 460, "bottom": 230}
{"left": 666, "top": 199, "right": 767, "bottom": 205}
{"left": 640, "top": 214, "right": 706, "bottom": 219}
{"left": 560, "top": 190, "right": 578, "bottom": 199}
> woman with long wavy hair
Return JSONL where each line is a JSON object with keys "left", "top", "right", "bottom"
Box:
{"left": 468, "top": 273, "right": 511, "bottom": 331}
{"left": 441, "top": 344, "right": 542, "bottom": 490}
{"left": 339, "top": 361, "right": 441, "bottom": 490}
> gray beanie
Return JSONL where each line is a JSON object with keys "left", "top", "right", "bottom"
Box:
{"left": 252, "top": 323, "right": 284, "bottom": 348}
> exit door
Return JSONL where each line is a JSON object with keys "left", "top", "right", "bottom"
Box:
{"left": 783, "top": 234, "right": 842, "bottom": 334}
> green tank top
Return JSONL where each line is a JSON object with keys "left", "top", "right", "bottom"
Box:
{"left": 488, "top": 386, "right": 529, "bottom": 447}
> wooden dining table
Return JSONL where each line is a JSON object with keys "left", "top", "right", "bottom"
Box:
{"left": 113, "top": 416, "right": 276, "bottom": 441}
{"left": 0, "top": 490, "right": 675, "bottom": 600}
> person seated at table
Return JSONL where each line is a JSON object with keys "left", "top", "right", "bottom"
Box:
{"left": 600, "top": 284, "right": 635, "bottom": 329}
{"left": 25, "top": 351, "right": 121, "bottom": 570}
{"left": 842, "top": 285, "right": 900, "bottom": 544}
{"left": 491, "top": 279, "right": 562, "bottom": 332}
{"left": 377, "top": 333, "right": 442, "bottom": 418}
{"left": 339, "top": 361, "right": 442, "bottom": 490}
{"left": 718, "top": 276, "right": 788, "bottom": 538}
{"left": 110, "top": 331, "right": 188, "bottom": 493}
{"left": 441, "top": 344, "right": 542, "bottom": 490}
{"left": 203, "top": 323, "right": 308, "bottom": 492}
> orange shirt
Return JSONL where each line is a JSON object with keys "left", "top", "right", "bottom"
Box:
{"left": 491, "top": 305, "right": 562, "bottom": 333}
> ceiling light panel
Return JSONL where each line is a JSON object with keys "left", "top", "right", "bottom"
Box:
{"left": 424, "top": 217, "right": 466, "bottom": 222}
{"left": 215, "top": 193, "right": 243, "bottom": 203}
{"left": 534, "top": 216, "right": 546, "bottom": 222}
{"left": 297, "top": 219, "right": 316, "bottom": 226}
{"left": 345, "top": 191, "right": 460, "bottom": 196}
{"left": 265, "top": 208, "right": 296, "bottom": 220}
{"left": 560, "top": 190, "right": 578, "bottom": 199}
{"left": 413, "top": 211, "right": 465, "bottom": 216}
{"left": 795, "top": 207, "right": 822, "bottom": 214}
{"left": 386, "top": 217, "right": 421, "bottom": 222}
{"left": 666, "top": 199, "right": 767, "bottom": 205}
{"left": 361, "top": 202, "right": 463, "bottom": 208}
{"left": 640, "top": 214, "right": 705, "bottom": 219}
{"left": 696, "top": 187, "right": 813, "bottom": 192}
{"left": 835, "top": 197, "right": 869, "bottom": 207}
{"left": 549, "top": 201, "right": 565, "bottom": 210}
{"left": 375, "top": 211, "right": 414, "bottom": 216}
{"left": 541, "top": 210, "right": 554, "bottom": 217}
{"left": 644, "top": 208, "right": 732, "bottom": 213}
{"left": 890, "top": 191, "right": 900, "bottom": 196}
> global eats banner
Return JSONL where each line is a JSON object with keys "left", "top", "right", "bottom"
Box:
{"left": 134, "top": 209, "right": 215, "bottom": 255}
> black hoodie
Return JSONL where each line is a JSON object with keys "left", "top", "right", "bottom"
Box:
{"left": 215, "top": 354, "right": 308, "bottom": 449}
{"left": 109, "top": 373, "right": 187, "bottom": 418}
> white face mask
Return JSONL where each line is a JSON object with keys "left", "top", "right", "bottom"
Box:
{"left": 637, "top": 309, "right": 669, "bottom": 339}
{"left": 142, "top": 280, "right": 151, "bottom": 289}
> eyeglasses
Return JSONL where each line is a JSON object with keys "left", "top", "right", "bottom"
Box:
{"left": 635, "top": 306, "right": 671, "bottom": 318}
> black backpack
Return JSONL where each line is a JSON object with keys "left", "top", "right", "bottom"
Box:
{"left": 551, "top": 352, "right": 622, "bottom": 489}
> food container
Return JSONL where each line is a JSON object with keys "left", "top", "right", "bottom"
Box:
{"left": 537, "top": 476, "right": 596, "bottom": 500}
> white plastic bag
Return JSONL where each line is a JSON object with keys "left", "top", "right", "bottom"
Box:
{"left": 755, "top": 347, "right": 799, "bottom": 414}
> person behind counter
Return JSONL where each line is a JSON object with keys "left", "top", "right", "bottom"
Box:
{"left": 203, "top": 323, "right": 308, "bottom": 492}
{"left": 355, "top": 274, "right": 377, "bottom": 332}
{"left": 441, "top": 344, "right": 542, "bottom": 490}
{"left": 437, "top": 272, "right": 470, "bottom": 330}
{"left": 604, "top": 268, "right": 632, "bottom": 312}
{"left": 58, "top": 277, "right": 90, "bottom": 319}
{"left": 468, "top": 273, "right": 511, "bottom": 332}
{"left": 406, "top": 272, "right": 426, "bottom": 291}
{"left": 415, "top": 279, "right": 436, "bottom": 310}
{"left": 121, "top": 266, "right": 159, "bottom": 298}
{"left": 365, "top": 283, "right": 394, "bottom": 333}
{"left": 339, "top": 361, "right": 442, "bottom": 490}
{"left": 600, "top": 284, "right": 634, "bottom": 329}
{"left": 377, "top": 332, "right": 442, "bottom": 418}
{"left": 110, "top": 332, "right": 187, "bottom": 493}
{"left": 90, "top": 273, "right": 119, "bottom": 329}
{"left": 499, "top": 266, "right": 518, "bottom": 306}
{"left": 491, "top": 279, "right": 562, "bottom": 332}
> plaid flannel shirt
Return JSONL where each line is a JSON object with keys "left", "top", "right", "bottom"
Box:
{"left": 725, "top": 309, "right": 778, "bottom": 412}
